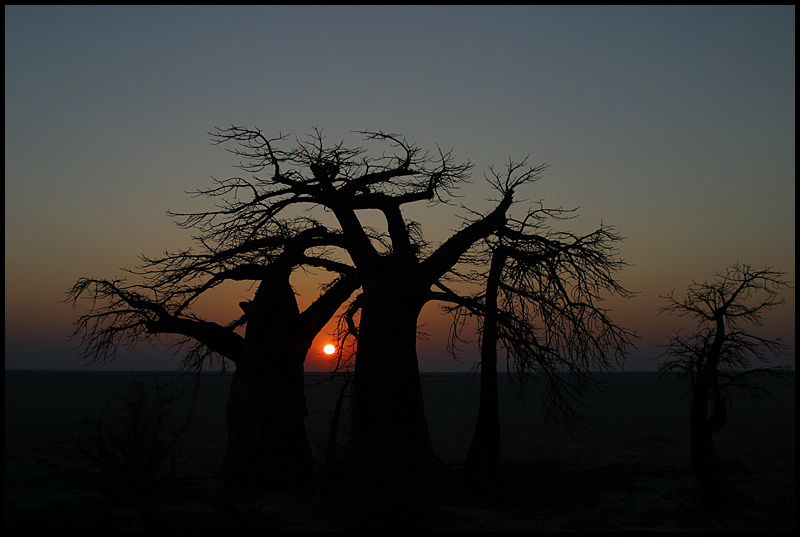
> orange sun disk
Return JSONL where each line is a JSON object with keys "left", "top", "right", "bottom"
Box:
{"left": 323, "top": 344, "right": 336, "bottom": 355}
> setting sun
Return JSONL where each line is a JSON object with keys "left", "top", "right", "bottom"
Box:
{"left": 323, "top": 344, "right": 336, "bottom": 355}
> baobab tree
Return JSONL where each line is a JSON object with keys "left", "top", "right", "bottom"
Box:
{"left": 67, "top": 218, "right": 359, "bottom": 491}
{"left": 658, "top": 263, "right": 792, "bottom": 509}
{"left": 181, "top": 126, "right": 641, "bottom": 486}
{"left": 71, "top": 125, "right": 636, "bottom": 493}
{"left": 71, "top": 126, "right": 485, "bottom": 491}
{"left": 436, "top": 164, "right": 637, "bottom": 474}
{"left": 195, "top": 126, "right": 523, "bottom": 482}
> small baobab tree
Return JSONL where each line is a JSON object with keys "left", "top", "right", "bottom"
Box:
{"left": 658, "top": 262, "right": 792, "bottom": 509}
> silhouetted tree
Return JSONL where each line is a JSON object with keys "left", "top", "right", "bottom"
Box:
{"left": 437, "top": 165, "right": 637, "bottom": 474}
{"left": 67, "top": 218, "right": 359, "bottom": 492}
{"left": 658, "top": 263, "right": 792, "bottom": 509}
{"left": 71, "top": 125, "right": 635, "bottom": 496}
{"left": 197, "top": 127, "right": 531, "bottom": 482}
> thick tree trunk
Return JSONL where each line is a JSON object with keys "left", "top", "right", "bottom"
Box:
{"left": 689, "top": 378, "right": 719, "bottom": 498}
{"left": 348, "top": 269, "right": 438, "bottom": 479}
{"left": 464, "top": 250, "right": 505, "bottom": 475}
{"left": 463, "top": 357, "right": 499, "bottom": 476}
{"left": 223, "top": 353, "right": 313, "bottom": 494}
{"left": 223, "top": 355, "right": 270, "bottom": 491}
{"left": 689, "top": 372, "right": 731, "bottom": 509}
{"left": 222, "top": 279, "right": 313, "bottom": 493}
{"left": 689, "top": 318, "right": 736, "bottom": 509}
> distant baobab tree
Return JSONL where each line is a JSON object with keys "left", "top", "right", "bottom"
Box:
{"left": 658, "top": 263, "right": 792, "bottom": 509}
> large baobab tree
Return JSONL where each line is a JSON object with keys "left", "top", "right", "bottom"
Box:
{"left": 658, "top": 263, "right": 792, "bottom": 509}
{"left": 71, "top": 125, "right": 636, "bottom": 492}
{"left": 67, "top": 219, "right": 359, "bottom": 492}
{"left": 185, "top": 126, "right": 641, "bottom": 485}
{"left": 196, "top": 126, "right": 525, "bottom": 481}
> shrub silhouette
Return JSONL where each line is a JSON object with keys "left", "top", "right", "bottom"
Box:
{"left": 78, "top": 374, "right": 196, "bottom": 499}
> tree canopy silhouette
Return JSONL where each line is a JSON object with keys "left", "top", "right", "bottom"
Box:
{"left": 658, "top": 262, "right": 792, "bottom": 509}
{"left": 184, "top": 126, "right": 521, "bottom": 481}
{"left": 68, "top": 126, "right": 637, "bottom": 492}
{"left": 435, "top": 166, "right": 637, "bottom": 474}
{"left": 68, "top": 217, "right": 358, "bottom": 491}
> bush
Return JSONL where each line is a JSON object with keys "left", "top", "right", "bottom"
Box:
{"left": 78, "top": 374, "right": 196, "bottom": 499}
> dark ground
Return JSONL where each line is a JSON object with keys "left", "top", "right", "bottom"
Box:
{"left": 5, "top": 431, "right": 795, "bottom": 532}
{"left": 6, "top": 371, "right": 794, "bottom": 531}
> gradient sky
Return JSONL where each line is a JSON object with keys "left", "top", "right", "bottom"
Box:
{"left": 5, "top": 5, "right": 795, "bottom": 372}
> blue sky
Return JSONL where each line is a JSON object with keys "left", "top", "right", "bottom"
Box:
{"left": 5, "top": 5, "right": 795, "bottom": 371}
